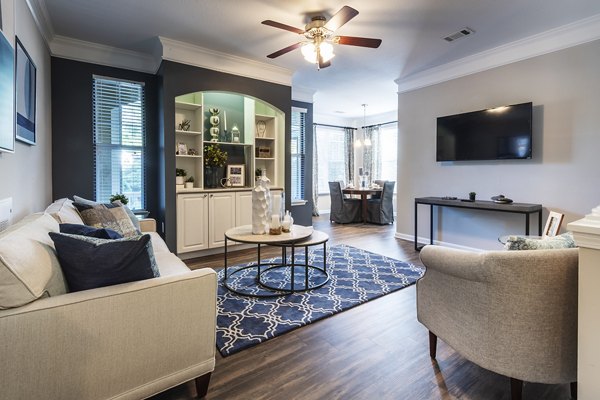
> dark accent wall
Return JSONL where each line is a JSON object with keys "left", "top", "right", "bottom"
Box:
{"left": 158, "top": 61, "right": 292, "bottom": 251}
{"left": 291, "top": 100, "right": 314, "bottom": 225}
{"left": 51, "top": 57, "right": 159, "bottom": 217}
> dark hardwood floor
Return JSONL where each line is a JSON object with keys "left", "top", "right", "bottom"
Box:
{"left": 150, "top": 215, "right": 572, "bottom": 400}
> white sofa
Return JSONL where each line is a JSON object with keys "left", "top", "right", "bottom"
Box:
{"left": 0, "top": 199, "right": 217, "bottom": 400}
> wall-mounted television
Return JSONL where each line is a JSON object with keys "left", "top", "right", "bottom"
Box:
{"left": 436, "top": 102, "right": 532, "bottom": 161}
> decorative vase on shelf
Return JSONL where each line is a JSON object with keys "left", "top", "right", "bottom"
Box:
{"left": 209, "top": 108, "right": 220, "bottom": 142}
{"left": 252, "top": 169, "right": 271, "bottom": 235}
{"left": 204, "top": 166, "right": 222, "bottom": 188}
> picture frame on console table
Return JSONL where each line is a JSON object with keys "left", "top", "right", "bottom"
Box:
{"left": 227, "top": 164, "right": 245, "bottom": 187}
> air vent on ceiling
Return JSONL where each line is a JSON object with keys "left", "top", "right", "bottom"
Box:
{"left": 444, "top": 27, "right": 475, "bottom": 42}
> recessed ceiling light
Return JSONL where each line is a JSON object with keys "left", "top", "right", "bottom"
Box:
{"left": 334, "top": 110, "right": 346, "bottom": 114}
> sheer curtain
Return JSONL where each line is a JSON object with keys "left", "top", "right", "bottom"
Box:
{"left": 344, "top": 127, "right": 355, "bottom": 185}
{"left": 312, "top": 124, "right": 320, "bottom": 216}
{"left": 363, "top": 125, "right": 381, "bottom": 182}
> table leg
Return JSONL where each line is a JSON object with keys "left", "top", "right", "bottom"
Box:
{"left": 429, "top": 205, "right": 434, "bottom": 245}
{"left": 257, "top": 243, "right": 261, "bottom": 276}
{"left": 525, "top": 214, "right": 530, "bottom": 235}
{"left": 224, "top": 236, "right": 228, "bottom": 279}
{"left": 291, "top": 244, "right": 295, "bottom": 291}
{"left": 305, "top": 245, "right": 309, "bottom": 289}
{"left": 414, "top": 201, "right": 419, "bottom": 251}
{"left": 323, "top": 241, "right": 327, "bottom": 273}
{"left": 538, "top": 210, "right": 543, "bottom": 236}
{"left": 362, "top": 193, "right": 368, "bottom": 223}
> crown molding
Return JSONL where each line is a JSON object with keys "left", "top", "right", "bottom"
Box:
{"left": 25, "top": 0, "right": 55, "bottom": 47}
{"left": 158, "top": 37, "right": 292, "bottom": 87}
{"left": 396, "top": 13, "right": 600, "bottom": 93}
{"left": 50, "top": 35, "right": 159, "bottom": 73}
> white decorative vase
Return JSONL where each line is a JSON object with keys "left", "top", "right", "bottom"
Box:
{"left": 176, "top": 176, "right": 185, "bottom": 185}
{"left": 252, "top": 170, "right": 271, "bottom": 234}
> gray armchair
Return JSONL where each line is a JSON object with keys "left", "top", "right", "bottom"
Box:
{"left": 366, "top": 181, "right": 395, "bottom": 224}
{"left": 417, "top": 245, "right": 578, "bottom": 400}
{"left": 328, "top": 181, "right": 361, "bottom": 224}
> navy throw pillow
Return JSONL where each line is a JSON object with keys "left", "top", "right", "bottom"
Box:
{"left": 48, "top": 232, "right": 160, "bottom": 292}
{"left": 59, "top": 223, "right": 123, "bottom": 240}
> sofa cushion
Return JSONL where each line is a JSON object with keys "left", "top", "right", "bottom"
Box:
{"left": 45, "top": 198, "right": 84, "bottom": 225}
{"left": 504, "top": 231, "right": 576, "bottom": 250}
{"left": 73, "top": 202, "right": 139, "bottom": 237}
{"left": 60, "top": 223, "right": 123, "bottom": 239}
{"left": 49, "top": 232, "right": 160, "bottom": 292}
{"left": 0, "top": 213, "right": 67, "bottom": 309}
{"left": 74, "top": 195, "right": 141, "bottom": 232}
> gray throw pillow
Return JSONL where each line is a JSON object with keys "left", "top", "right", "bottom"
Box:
{"left": 73, "top": 195, "right": 141, "bottom": 232}
{"left": 504, "top": 231, "right": 576, "bottom": 250}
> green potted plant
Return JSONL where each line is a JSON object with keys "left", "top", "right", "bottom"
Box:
{"left": 185, "top": 176, "right": 194, "bottom": 189}
{"left": 109, "top": 193, "right": 129, "bottom": 205}
{"left": 204, "top": 144, "right": 228, "bottom": 188}
{"left": 176, "top": 168, "right": 187, "bottom": 185}
{"left": 469, "top": 191, "right": 476, "bottom": 201}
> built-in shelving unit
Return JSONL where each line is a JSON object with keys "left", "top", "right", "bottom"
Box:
{"left": 174, "top": 91, "right": 285, "bottom": 255}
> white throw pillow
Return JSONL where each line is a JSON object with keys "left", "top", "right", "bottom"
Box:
{"left": 0, "top": 213, "right": 65, "bottom": 309}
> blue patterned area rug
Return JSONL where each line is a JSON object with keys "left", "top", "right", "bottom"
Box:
{"left": 216, "top": 244, "right": 424, "bottom": 357}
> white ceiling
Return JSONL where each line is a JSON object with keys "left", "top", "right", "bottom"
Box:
{"left": 38, "top": 0, "right": 600, "bottom": 119}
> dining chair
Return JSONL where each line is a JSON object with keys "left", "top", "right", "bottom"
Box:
{"left": 371, "top": 179, "right": 386, "bottom": 199}
{"left": 366, "top": 181, "right": 395, "bottom": 224}
{"left": 328, "top": 181, "right": 362, "bottom": 224}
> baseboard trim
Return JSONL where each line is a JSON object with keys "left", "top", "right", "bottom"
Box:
{"left": 394, "top": 232, "right": 483, "bottom": 252}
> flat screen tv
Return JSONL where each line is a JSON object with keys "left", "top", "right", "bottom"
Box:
{"left": 436, "top": 102, "right": 532, "bottom": 161}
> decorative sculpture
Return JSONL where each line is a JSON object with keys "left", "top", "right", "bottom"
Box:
{"left": 252, "top": 169, "right": 271, "bottom": 234}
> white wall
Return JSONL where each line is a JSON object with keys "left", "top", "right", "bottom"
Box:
{"left": 397, "top": 39, "right": 600, "bottom": 250}
{"left": 0, "top": 1, "right": 52, "bottom": 222}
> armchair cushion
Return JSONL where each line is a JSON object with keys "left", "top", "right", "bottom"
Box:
{"left": 49, "top": 232, "right": 159, "bottom": 292}
{"left": 504, "top": 231, "right": 575, "bottom": 250}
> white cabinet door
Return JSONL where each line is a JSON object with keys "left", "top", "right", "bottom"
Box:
{"left": 177, "top": 193, "right": 209, "bottom": 253}
{"left": 209, "top": 192, "right": 236, "bottom": 248}
{"left": 236, "top": 191, "right": 253, "bottom": 227}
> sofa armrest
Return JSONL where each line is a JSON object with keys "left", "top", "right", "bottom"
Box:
{"left": 139, "top": 217, "right": 156, "bottom": 232}
{"left": 0, "top": 268, "right": 217, "bottom": 400}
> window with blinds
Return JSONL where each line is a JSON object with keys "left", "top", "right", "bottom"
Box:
{"left": 291, "top": 108, "right": 306, "bottom": 201}
{"left": 92, "top": 76, "right": 145, "bottom": 210}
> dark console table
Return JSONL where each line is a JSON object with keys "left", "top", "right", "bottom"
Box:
{"left": 414, "top": 197, "right": 543, "bottom": 251}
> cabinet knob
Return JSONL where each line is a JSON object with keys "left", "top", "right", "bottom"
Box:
{"left": 209, "top": 194, "right": 213, "bottom": 198}
{"left": 204, "top": 194, "right": 208, "bottom": 198}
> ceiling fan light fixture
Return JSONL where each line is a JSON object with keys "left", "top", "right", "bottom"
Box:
{"left": 301, "top": 42, "right": 335, "bottom": 64}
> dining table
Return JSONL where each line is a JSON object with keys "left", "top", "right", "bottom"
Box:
{"left": 342, "top": 187, "right": 383, "bottom": 223}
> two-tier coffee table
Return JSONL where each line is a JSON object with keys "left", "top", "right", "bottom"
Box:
{"left": 223, "top": 225, "right": 329, "bottom": 297}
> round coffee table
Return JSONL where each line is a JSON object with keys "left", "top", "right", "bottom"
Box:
{"left": 223, "top": 225, "right": 329, "bottom": 297}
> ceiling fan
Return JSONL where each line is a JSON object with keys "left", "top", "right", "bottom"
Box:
{"left": 262, "top": 6, "right": 382, "bottom": 70}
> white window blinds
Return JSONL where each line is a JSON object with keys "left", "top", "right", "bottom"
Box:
{"left": 92, "top": 76, "right": 146, "bottom": 210}
{"left": 291, "top": 108, "right": 306, "bottom": 200}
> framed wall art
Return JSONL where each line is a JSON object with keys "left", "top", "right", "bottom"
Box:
{"left": 0, "top": 29, "right": 14, "bottom": 153}
{"left": 226, "top": 164, "right": 245, "bottom": 187}
{"left": 15, "top": 37, "right": 36, "bottom": 145}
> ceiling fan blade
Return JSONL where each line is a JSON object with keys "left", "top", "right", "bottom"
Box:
{"left": 267, "top": 42, "right": 302, "bottom": 59}
{"left": 324, "top": 6, "right": 359, "bottom": 31}
{"left": 262, "top": 20, "right": 305, "bottom": 35}
{"left": 336, "top": 36, "right": 382, "bottom": 48}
